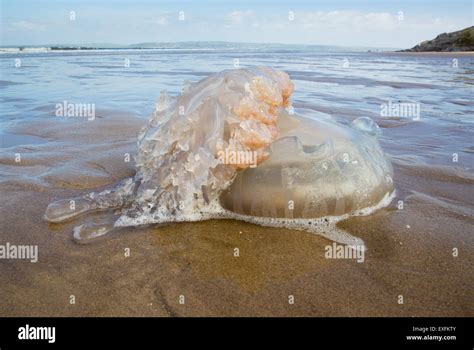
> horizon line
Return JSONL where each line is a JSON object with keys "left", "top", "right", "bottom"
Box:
{"left": 0, "top": 40, "right": 403, "bottom": 50}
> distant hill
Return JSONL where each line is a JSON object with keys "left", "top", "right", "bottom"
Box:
{"left": 401, "top": 26, "right": 474, "bottom": 52}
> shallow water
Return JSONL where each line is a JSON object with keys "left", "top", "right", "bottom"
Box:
{"left": 1, "top": 48, "right": 473, "bottom": 163}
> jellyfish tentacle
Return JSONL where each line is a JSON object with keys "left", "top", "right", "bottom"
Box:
{"left": 44, "top": 178, "right": 137, "bottom": 223}
{"left": 73, "top": 215, "right": 120, "bottom": 244}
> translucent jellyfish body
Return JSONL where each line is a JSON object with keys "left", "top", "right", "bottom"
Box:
{"left": 220, "top": 113, "right": 394, "bottom": 218}
{"left": 44, "top": 67, "right": 394, "bottom": 247}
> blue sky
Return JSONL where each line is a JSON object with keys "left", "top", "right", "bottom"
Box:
{"left": 1, "top": 0, "right": 472, "bottom": 48}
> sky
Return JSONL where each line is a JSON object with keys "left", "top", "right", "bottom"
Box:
{"left": 0, "top": 0, "right": 472, "bottom": 48}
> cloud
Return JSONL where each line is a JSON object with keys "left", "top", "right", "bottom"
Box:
{"left": 225, "top": 10, "right": 255, "bottom": 25}
{"left": 7, "top": 20, "right": 47, "bottom": 32}
{"left": 154, "top": 16, "right": 169, "bottom": 27}
{"left": 2, "top": 5, "right": 470, "bottom": 48}
{"left": 299, "top": 10, "right": 468, "bottom": 33}
{"left": 300, "top": 11, "right": 400, "bottom": 31}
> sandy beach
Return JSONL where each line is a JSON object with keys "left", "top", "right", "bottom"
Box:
{"left": 1, "top": 105, "right": 473, "bottom": 316}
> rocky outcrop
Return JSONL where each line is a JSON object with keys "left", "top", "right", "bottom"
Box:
{"left": 401, "top": 26, "right": 474, "bottom": 52}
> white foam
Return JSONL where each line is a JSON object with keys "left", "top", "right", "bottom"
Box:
{"left": 116, "top": 190, "right": 396, "bottom": 250}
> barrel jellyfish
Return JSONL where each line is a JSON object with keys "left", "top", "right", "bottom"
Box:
{"left": 44, "top": 67, "right": 394, "bottom": 247}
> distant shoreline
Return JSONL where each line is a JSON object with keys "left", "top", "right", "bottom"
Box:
{"left": 0, "top": 42, "right": 402, "bottom": 53}
{"left": 2, "top": 45, "right": 473, "bottom": 56}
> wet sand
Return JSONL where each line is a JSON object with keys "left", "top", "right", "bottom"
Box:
{"left": 0, "top": 111, "right": 473, "bottom": 316}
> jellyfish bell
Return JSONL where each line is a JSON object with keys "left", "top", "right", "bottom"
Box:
{"left": 220, "top": 112, "right": 395, "bottom": 219}
{"left": 217, "top": 110, "right": 395, "bottom": 249}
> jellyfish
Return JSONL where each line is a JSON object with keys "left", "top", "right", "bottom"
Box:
{"left": 44, "top": 67, "right": 394, "bottom": 247}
